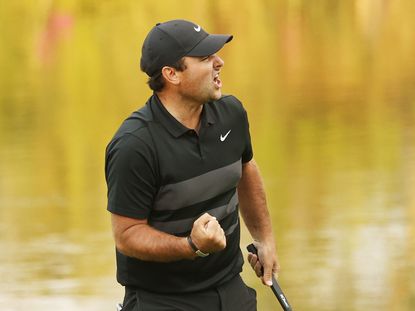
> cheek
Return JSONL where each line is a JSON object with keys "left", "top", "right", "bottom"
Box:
{"left": 181, "top": 68, "right": 212, "bottom": 91}
{"left": 190, "top": 73, "right": 210, "bottom": 89}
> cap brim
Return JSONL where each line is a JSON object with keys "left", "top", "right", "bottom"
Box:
{"left": 186, "top": 34, "right": 233, "bottom": 57}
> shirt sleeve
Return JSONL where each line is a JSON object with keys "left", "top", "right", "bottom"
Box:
{"left": 105, "top": 133, "right": 157, "bottom": 219}
{"left": 241, "top": 105, "right": 254, "bottom": 163}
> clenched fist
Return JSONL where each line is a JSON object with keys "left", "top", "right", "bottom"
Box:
{"left": 189, "top": 213, "right": 226, "bottom": 254}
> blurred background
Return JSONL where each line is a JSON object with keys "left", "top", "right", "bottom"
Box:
{"left": 1, "top": 0, "right": 414, "bottom": 310}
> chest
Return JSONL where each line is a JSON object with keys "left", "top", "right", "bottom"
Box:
{"left": 150, "top": 121, "right": 245, "bottom": 185}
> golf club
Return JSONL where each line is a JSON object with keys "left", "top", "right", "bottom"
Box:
{"left": 247, "top": 243, "right": 292, "bottom": 311}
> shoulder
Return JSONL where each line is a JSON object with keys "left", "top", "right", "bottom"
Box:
{"left": 206, "top": 95, "right": 247, "bottom": 121}
{"left": 112, "top": 103, "right": 153, "bottom": 139}
{"left": 215, "top": 94, "right": 244, "bottom": 110}
{"left": 106, "top": 104, "right": 155, "bottom": 158}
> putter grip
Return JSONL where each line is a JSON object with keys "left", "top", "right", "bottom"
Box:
{"left": 247, "top": 244, "right": 292, "bottom": 311}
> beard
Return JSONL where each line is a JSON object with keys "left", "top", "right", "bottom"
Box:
{"left": 179, "top": 81, "right": 222, "bottom": 104}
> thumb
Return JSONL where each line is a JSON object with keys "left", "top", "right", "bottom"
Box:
{"left": 263, "top": 266, "right": 273, "bottom": 286}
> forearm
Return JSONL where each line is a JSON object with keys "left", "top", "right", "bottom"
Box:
{"left": 238, "top": 159, "right": 275, "bottom": 244}
{"left": 239, "top": 159, "right": 280, "bottom": 285}
{"left": 111, "top": 214, "right": 195, "bottom": 262}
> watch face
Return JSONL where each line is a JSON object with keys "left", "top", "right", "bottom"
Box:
{"left": 196, "top": 250, "right": 210, "bottom": 257}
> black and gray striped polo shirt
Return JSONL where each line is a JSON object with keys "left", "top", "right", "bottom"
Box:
{"left": 105, "top": 93, "right": 253, "bottom": 294}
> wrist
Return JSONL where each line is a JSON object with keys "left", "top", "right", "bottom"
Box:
{"left": 181, "top": 236, "right": 197, "bottom": 259}
{"left": 186, "top": 235, "right": 210, "bottom": 257}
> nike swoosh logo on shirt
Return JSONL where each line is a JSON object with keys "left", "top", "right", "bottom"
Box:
{"left": 220, "top": 130, "right": 231, "bottom": 142}
{"left": 194, "top": 25, "right": 201, "bottom": 32}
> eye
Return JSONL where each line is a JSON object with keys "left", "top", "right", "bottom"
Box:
{"left": 201, "top": 56, "right": 210, "bottom": 61}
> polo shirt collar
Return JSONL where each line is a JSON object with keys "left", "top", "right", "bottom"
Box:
{"left": 202, "top": 103, "right": 216, "bottom": 127}
{"left": 150, "top": 94, "right": 216, "bottom": 138}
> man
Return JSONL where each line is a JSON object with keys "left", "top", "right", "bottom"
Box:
{"left": 105, "top": 19, "right": 279, "bottom": 310}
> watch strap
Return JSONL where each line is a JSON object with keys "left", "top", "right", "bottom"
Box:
{"left": 186, "top": 236, "right": 209, "bottom": 257}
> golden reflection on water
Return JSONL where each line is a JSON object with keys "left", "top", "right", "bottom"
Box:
{"left": 1, "top": 1, "right": 414, "bottom": 310}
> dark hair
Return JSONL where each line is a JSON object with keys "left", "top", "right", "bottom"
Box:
{"left": 147, "top": 58, "right": 187, "bottom": 92}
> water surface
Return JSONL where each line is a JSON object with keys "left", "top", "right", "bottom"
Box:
{"left": 1, "top": 1, "right": 414, "bottom": 310}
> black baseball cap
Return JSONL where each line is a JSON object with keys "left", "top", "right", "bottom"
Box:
{"left": 140, "top": 19, "right": 233, "bottom": 77}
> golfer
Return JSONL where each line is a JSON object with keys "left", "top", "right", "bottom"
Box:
{"left": 105, "top": 19, "right": 279, "bottom": 310}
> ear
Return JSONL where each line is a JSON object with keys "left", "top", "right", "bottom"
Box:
{"left": 161, "top": 66, "right": 181, "bottom": 86}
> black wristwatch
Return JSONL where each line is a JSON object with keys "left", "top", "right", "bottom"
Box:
{"left": 186, "top": 236, "right": 210, "bottom": 257}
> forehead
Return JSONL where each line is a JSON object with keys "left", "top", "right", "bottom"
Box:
{"left": 183, "top": 55, "right": 205, "bottom": 63}
{"left": 182, "top": 55, "right": 213, "bottom": 67}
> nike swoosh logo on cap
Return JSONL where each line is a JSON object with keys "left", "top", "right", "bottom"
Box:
{"left": 194, "top": 25, "right": 201, "bottom": 32}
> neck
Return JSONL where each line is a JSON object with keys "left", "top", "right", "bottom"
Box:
{"left": 156, "top": 91, "right": 203, "bottom": 130}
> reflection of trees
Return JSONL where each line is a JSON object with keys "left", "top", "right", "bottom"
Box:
{"left": 0, "top": 1, "right": 414, "bottom": 310}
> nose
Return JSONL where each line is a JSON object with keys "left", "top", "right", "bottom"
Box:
{"left": 213, "top": 54, "right": 224, "bottom": 69}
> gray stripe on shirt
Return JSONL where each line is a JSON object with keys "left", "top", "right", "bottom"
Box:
{"left": 153, "top": 159, "right": 242, "bottom": 211}
{"left": 151, "top": 191, "right": 239, "bottom": 234}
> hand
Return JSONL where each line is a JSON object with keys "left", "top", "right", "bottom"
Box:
{"left": 190, "top": 213, "right": 226, "bottom": 253}
{"left": 247, "top": 241, "right": 280, "bottom": 286}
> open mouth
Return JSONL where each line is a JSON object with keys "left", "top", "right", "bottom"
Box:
{"left": 213, "top": 73, "right": 222, "bottom": 88}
